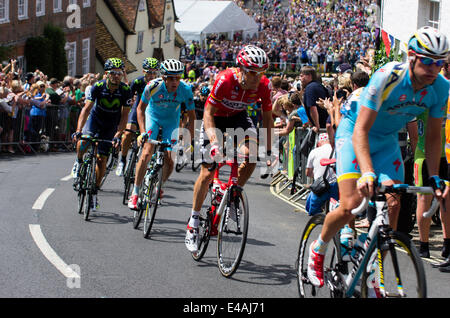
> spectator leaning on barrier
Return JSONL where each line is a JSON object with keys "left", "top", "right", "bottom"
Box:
{"left": 305, "top": 132, "right": 338, "bottom": 216}
{"left": 300, "top": 66, "right": 330, "bottom": 132}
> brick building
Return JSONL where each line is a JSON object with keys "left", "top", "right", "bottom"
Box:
{"left": 0, "top": 0, "right": 96, "bottom": 77}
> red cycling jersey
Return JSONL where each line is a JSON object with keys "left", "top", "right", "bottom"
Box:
{"left": 206, "top": 68, "right": 272, "bottom": 117}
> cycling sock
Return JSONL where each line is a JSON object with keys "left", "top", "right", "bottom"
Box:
{"left": 313, "top": 235, "right": 329, "bottom": 255}
{"left": 189, "top": 210, "right": 200, "bottom": 228}
{"left": 132, "top": 185, "right": 140, "bottom": 196}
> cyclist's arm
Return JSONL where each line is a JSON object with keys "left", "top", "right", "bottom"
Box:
{"left": 76, "top": 99, "right": 94, "bottom": 134}
{"left": 352, "top": 105, "right": 377, "bottom": 176}
{"left": 187, "top": 109, "right": 196, "bottom": 142}
{"left": 136, "top": 99, "right": 148, "bottom": 135}
{"left": 262, "top": 109, "right": 273, "bottom": 154}
{"left": 424, "top": 116, "right": 443, "bottom": 177}
{"left": 203, "top": 100, "right": 218, "bottom": 144}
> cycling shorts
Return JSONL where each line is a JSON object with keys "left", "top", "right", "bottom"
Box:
{"left": 127, "top": 102, "right": 139, "bottom": 126}
{"left": 199, "top": 111, "right": 257, "bottom": 162}
{"left": 82, "top": 114, "right": 115, "bottom": 156}
{"left": 145, "top": 114, "right": 178, "bottom": 151}
{"left": 335, "top": 131, "right": 404, "bottom": 183}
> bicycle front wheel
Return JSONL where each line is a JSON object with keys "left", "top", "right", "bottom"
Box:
{"left": 192, "top": 189, "right": 214, "bottom": 261}
{"left": 143, "top": 167, "right": 163, "bottom": 238}
{"left": 217, "top": 187, "right": 249, "bottom": 278}
{"left": 123, "top": 150, "right": 137, "bottom": 205}
{"left": 360, "top": 231, "right": 427, "bottom": 298}
{"left": 83, "top": 160, "right": 95, "bottom": 221}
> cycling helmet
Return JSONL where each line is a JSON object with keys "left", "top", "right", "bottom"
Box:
{"left": 160, "top": 59, "right": 184, "bottom": 75}
{"left": 143, "top": 57, "right": 159, "bottom": 70}
{"left": 236, "top": 45, "right": 269, "bottom": 70}
{"left": 104, "top": 58, "right": 125, "bottom": 71}
{"left": 200, "top": 86, "right": 210, "bottom": 96}
{"left": 408, "top": 26, "right": 449, "bottom": 58}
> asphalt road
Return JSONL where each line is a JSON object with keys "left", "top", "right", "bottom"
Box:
{"left": 0, "top": 152, "right": 449, "bottom": 300}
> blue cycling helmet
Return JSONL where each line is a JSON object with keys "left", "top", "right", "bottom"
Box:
{"left": 408, "top": 26, "right": 449, "bottom": 58}
{"left": 143, "top": 57, "right": 159, "bottom": 70}
{"left": 200, "top": 86, "right": 210, "bottom": 96}
{"left": 104, "top": 57, "right": 124, "bottom": 71}
{"left": 160, "top": 59, "right": 184, "bottom": 75}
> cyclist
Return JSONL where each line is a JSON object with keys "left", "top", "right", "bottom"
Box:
{"left": 127, "top": 59, "right": 196, "bottom": 210}
{"left": 116, "top": 57, "right": 159, "bottom": 176}
{"left": 307, "top": 26, "right": 450, "bottom": 287}
{"left": 71, "top": 57, "right": 132, "bottom": 211}
{"left": 185, "top": 45, "right": 274, "bottom": 252}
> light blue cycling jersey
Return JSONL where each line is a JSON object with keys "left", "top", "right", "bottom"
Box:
{"left": 338, "top": 61, "right": 449, "bottom": 137}
{"left": 335, "top": 61, "right": 449, "bottom": 183}
{"left": 141, "top": 78, "right": 194, "bottom": 126}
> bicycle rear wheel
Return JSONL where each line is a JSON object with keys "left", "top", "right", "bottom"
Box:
{"left": 77, "top": 163, "right": 87, "bottom": 214}
{"left": 217, "top": 187, "right": 249, "bottom": 277}
{"left": 360, "top": 231, "right": 427, "bottom": 298}
{"left": 296, "top": 214, "right": 345, "bottom": 298}
{"left": 83, "top": 161, "right": 95, "bottom": 221}
{"left": 123, "top": 149, "right": 137, "bottom": 205}
{"left": 143, "top": 167, "right": 163, "bottom": 238}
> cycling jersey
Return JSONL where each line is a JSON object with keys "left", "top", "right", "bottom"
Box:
{"left": 336, "top": 61, "right": 449, "bottom": 183}
{"left": 83, "top": 79, "right": 132, "bottom": 155}
{"left": 206, "top": 68, "right": 272, "bottom": 117}
{"left": 141, "top": 78, "right": 194, "bottom": 147}
{"left": 445, "top": 91, "right": 450, "bottom": 163}
{"left": 87, "top": 79, "right": 132, "bottom": 127}
{"left": 128, "top": 76, "right": 147, "bottom": 125}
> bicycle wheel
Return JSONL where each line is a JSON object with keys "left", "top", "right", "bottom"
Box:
{"left": 123, "top": 149, "right": 137, "bottom": 205}
{"left": 296, "top": 214, "right": 345, "bottom": 298}
{"left": 175, "top": 149, "right": 186, "bottom": 172}
{"left": 360, "top": 231, "right": 427, "bottom": 298}
{"left": 192, "top": 189, "right": 214, "bottom": 261}
{"left": 83, "top": 157, "right": 96, "bottom": 221}
{"left": 76, "top": 163, "right": 87, "bottom": 214}
{"left": 217, "top": 187, "right": 249, "bottom": 277}
{"left": 132, "top": 171, "right": 148, "bottom": 229}
{"left": 143, "top": 167, "right": 163, "bottom": 238}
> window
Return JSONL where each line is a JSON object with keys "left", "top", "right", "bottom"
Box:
{"left": 151, "top": 29, "right": 156, "bottom": 43}
{"left": 136, "top": 31, "right": 144, "bottom": 53}
{"left": 53, "top": 0, "right": 62, "bottom": 12}
{"left": 66, "top": 42, "right": 77, "bottom": 77}
{"left": 82, "top": 38, "right": 90, "bottom": 74}
{"left": 165, "top": 23, "right": 171, "bottom": 42}
{"left": 428, "top": 0, "right": 440, "bottom": 28}
{"left": 18, "top": 0, "right": 28, "bottom": 20}
{"left": 82, "top": 0, "right": 90, "bottom": 7}
{"left": 36, "top": 0, "right": 45, "bottom": 17}
{"left": 0, "top": 0, "right": 9, "bottom": 23}
{"left": 69, "top": 0, "right": 77, "bottom": 4}
{"left": 17, "top": 56, "right": 26, "bottom": 73}
{"left": 138, "top": 0, "right": 145, "bottom": 11}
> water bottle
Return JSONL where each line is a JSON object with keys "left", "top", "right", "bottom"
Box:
{"left": 351, "top": 233, "right": 368, "bottom": 264}
{"left": 340, "top": 225, "right": 354, "bottom": 261}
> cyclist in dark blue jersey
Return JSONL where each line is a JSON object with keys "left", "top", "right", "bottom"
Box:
{"left": 71, "top": 58, "right": 132, "bottom": 211}
{"left": 115, "top": 57, "right": 159, "bottom": 176}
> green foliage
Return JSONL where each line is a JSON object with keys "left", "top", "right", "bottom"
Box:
{"left": 372, "top": 40, "right": 404, "bottom": 74}
{"left": 24, "top": 24, "right": 68, "bottom": 80}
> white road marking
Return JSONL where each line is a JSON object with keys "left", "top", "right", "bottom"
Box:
{"left": 29, "top": 224, "right": 80, "bottom": 279}
{"left": 60, "top": 175, "right": 72, "bottom": 181}
{"left": 32, "top": 188, "right": 55, "bottom": 210}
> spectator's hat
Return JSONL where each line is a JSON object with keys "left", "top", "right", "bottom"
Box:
{"left": 337, "top": 63, "right": 352, "bottom": 73}
{"left": 318, "top": 133, "right": 329, "bottom": 143}
{"left": 36, "top": 80, "right": 46, "bottom": 87}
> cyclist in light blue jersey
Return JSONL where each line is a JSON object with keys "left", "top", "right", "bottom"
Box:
{"left": 307, "top": 27, "right": 450, "bottom": 288}
{"left": 128, "top": 59, "right": 196, "bottom": 210}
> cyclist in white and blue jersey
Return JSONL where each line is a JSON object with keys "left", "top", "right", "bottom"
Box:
{"left": 307, "top": 27, "right": 450, "bottom": 288}
{"left": 128, "top": 59, "right": 196, "bottom": 210}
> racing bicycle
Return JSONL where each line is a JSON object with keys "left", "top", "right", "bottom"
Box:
{"left": 122, "top": 129, "right": 141, "bottom": 205}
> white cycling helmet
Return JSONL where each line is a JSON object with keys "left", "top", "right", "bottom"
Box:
{"left": 408, "top": 26, "right": 449, "bottom": 58}
{"left": 236, "top": 45, "right": 269, "bottom": 70}
{"left": 160, "top": 59, "right": 184, "bottom": 75}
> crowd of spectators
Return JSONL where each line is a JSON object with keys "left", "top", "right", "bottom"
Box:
{"left": 0, "top": 58, "right": 99, "bottom": 153}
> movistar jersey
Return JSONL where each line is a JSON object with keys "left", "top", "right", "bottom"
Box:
{"left": 87, "top": 79, "right": 132, "bottom": 126}
{"left": 338, "top": 62, "right": 449, "bottom": 137}
{"left": 141, "top": 78, "right": 194, "bottom": 125}
{"left": 130, "top": 76, "right": 147, "bottom": 107}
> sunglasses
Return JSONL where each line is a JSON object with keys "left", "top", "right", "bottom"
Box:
{"left": 243, "top": 67, "right": 265, "bottom": 75}
{"left": 144, "top": 70, "right": 158, "bottom": 74}
{"left": 108, "top": 70, "right": 123, "bottom": 76}
{"left": 416, "top": 54, "right": 446, "bottom": 67}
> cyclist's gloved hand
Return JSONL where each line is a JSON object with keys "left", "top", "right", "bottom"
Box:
{"left": 72, "top": 131, "right": 82, "bottom": 142}
{"left": 210, "top": 141, "right": 223, "bottom": 162}
{"left": 137, "top": 132, "right": 148, "bottom": 146}
{"left": 112, "top": 136, "right": 121, "bottom": 148}
{"left": 356, "top": 171, "right": 377, "bottom": 198}
{"left": 429, "top": 175, "right": 449, "bottom": 199}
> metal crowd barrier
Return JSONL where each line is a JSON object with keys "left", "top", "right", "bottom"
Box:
{"left": 0, "top": 104, "right": 77, "bottom": 155}
{"left": 271, "top": 127, "right": 327, "bottom": 207}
